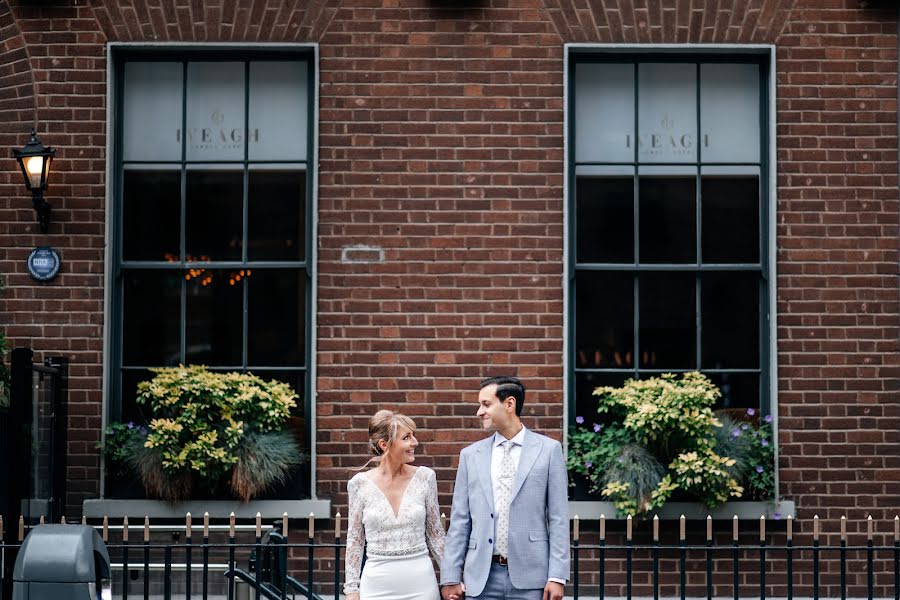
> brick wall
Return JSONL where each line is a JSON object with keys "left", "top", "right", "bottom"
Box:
{"left": 0, "top": 0, "right": 898, "bottom": 595}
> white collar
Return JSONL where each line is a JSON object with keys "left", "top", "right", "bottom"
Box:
{"left": 493, "top": 425, "right": 526, "bottom": 448}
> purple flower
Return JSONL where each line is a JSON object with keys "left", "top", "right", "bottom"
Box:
{"left": 761, "top": 439, "right": 769, "bottom": 447}
{"left": 773, "top": 512, "right": 782, "bottom": 520}
{"left": 746, "top": 408, "right": 756, "bottom": 416}
{"left": 584, "top": 461, "right": 593, "bottom": 469}
{"left": 756, "top": 466, "right": 764, "bottom": 473}
{"left": 593, "top": 423, "right": 603, "bottom": 432}
{"left": 731, "top": 428, "right": 741, "bottom": 438}
{"left": 741, "top": 423, "right": 749, "bottom": 431}
{"left": 127, "top": 422, "right": 135, "bottom": 429}
{"left": 764, "top": 414, "right": 774, "bottom": 424}
{"left": 139, "top": 427, "right": 148, "bottom": 436}
{"left": 575, "top": 416, "right": 585, "bottom": 425}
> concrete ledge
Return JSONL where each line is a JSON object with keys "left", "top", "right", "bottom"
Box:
{"left": 568, "top": 500, "right": 795, "bottom": 520}
{"left": 83, "top": 499, "right": 332, "bottom": 520}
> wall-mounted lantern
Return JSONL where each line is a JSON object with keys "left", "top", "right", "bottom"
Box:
{"left": 13, "top": 129, "right": 55, "bottom": 233}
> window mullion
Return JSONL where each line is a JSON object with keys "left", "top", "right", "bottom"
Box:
{"left": 242, "top": 61, "right": 251, "bottom": 370}
{"left": 632, "top": 62, "right": 640, "bottom": 380}
{"left": 180, "top": 60, "right": 188, "bottom": 364}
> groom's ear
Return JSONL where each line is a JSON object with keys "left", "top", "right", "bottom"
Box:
{"left": 504, "top": 395, "right": 516, "bottom": 412}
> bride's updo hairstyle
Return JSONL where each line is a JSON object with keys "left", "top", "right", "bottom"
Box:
{"left": 352, "top": 409, "right": 417, "bottom": 471}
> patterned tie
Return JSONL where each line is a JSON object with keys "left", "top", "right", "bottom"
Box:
{"left": 496, "top": 440, "right": 517, "bottom": 558}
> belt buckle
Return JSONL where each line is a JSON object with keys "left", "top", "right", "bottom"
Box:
{"left": 496, "top": 555, "right": 508, "bottom": 566}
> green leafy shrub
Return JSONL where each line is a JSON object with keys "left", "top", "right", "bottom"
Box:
{"left": 102, "top": 366, "right": 305, "bottom": 502}
{"left": 568, "top": 372, "right": 774, "bottom": 516}
{"left": 97, "top": 422, "right": 147, "bottom": 476}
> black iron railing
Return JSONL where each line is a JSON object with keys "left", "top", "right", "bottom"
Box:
{"left": 1, "top": 513, "right": 899, "bottom": 600}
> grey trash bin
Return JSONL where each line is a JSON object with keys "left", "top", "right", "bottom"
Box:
{"left": 12, "top": 524, "right": 111, "bottom": 600}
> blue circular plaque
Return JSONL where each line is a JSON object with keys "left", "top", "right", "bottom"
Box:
{"left": 26, "top": 247, "right": 60, "bottom": 282}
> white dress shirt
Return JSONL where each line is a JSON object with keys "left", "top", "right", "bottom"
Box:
{"left": 491, "top": 426, "right": 566, "bottom": 586}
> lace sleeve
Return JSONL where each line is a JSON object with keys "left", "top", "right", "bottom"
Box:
{"left": 424, "top": 468, "right": 446, "bottom": 563}
{"left": 343, "top": 476, "right": 365, "bottom": 595}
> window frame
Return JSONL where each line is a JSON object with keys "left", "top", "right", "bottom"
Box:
{"left": 103, "top": 43, "right": 319, "bottom": 499}
{"left": 563, "top": 44, "right": 778, "bottom": 489}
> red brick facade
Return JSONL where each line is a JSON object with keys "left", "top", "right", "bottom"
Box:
{"left": 1, "top": 0, "right": 899, "bottom": 595}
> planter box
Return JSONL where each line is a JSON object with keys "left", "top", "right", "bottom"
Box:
{"left": 567, "top": 500, "right": 795, "bottom": 520}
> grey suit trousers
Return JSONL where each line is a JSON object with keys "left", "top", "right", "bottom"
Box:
{"left": 467, "top": 563, "right": 543, "bottom": 600}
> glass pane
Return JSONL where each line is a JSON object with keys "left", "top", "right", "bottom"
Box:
{"left": 575, "top": 272, "right": 634, "bottom": 369}
{"left": 576, "top": 177, "right": 633, "bottom": 263}
{"left": 120, "top": 369, "right": 156, "bottom": 424}
{"left": 248, "top": 270, "right": 306, "bottom": 366}
{"left": 123, "top": 62, "right": 182, "bottom": 161}
{"left": 639, "top": 272, "right": 696, "bottom": 368}
{"left": 123, "top": 170, "right": 181, "bottom": 261}
{"left": 639, "top": 177, "right": 696, "bottom": 263}
{"left": 186, "top": 169, "right": 243, "bottom": 261}
{"left": 249, "top": 62, "right": 308, "bottom": 161}
{"left": 701, "top": 64, "right": 760, "bottom": 164}
{"left": 638, "top": 64, "right": 697, "bottom": 163}
{"left": 122, "top": 270, "right": 181, "bottom": 366}
{"left": 185, "top": 269, "right": 243, "bottom": 365}
{"left": 701, "top": 272, "right": 760, "bottom": 369}
{"left": 248, "top": 170, "right": 306, "bottom": 261}
{"left": 185, "top": 62, "right": 245, "bottom": 161}
{"left": 701, "top": 176, "right": 760, "bottom": 263}
{"left": 575, "top": 63, "right": 634, "bottom": 163}
{"left": 707, "top": 372, "right": 760, "bottom": 410}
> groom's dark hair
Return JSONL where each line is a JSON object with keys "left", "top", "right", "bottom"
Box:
{"left": 480, "top": 376, "right": 526, "bottom": 417}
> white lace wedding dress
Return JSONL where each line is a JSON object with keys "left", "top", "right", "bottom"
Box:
{"left": 344, "top": 466, "right": 445, "bottom": 600}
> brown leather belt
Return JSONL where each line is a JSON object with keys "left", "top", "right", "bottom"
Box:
{"left": 491, "top": 555, "right": 509, "bottom": 566}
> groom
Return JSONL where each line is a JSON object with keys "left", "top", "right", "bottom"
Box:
{"left": 440, "top": 376, "right": 569, "bottom": 600}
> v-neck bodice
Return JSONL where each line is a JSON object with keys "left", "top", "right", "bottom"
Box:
{"left": 344, "top": 466, "right": 446, "bottom": 595}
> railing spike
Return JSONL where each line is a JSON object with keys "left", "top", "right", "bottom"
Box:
{"left": 759, "top": 515, "right": 766, "bottom": 540}
{"left": 867, "top": 514, "right": 873, "bottom": 540}
{"left": 60, "top": 515, "right": 66, "bottom": 524}
{"left": 123, "top": 516, "right": 129, "bottom": 542}
{"left": 144, "top": 515, "right": 150, "bottom": 542}
{"left": 626, "top": 514, "right": 632, "bottom": 541}
{"left": 707, "top": 515, "right": 712, "bottom": 541}
{"left": 308, "top": 512, "right": 315, "bottom": 539}
{"left": 186, "top": 512, "right": 192, "bottom": 539}
{"left": 283, "top": 512, "right": 289, "bottom": 539}
{"left": 599, "top": 514, "right": 606, "bottom": 540}
{"left": 787, "top": 514, "right": 793, "bottom": 541}
{"left": 732, "top": 515, "right": 738, "bottom": 541}
{"left": 813, "top": 514, "right": 819, "bottom": 541}
{"left": 81, "top": 515, "right": 87, "bottom": 525}
{"left": 895, "top": 515, "right": 899, "bottom": 542}
{"left": 204, "top": 512, "right": 210, "bottom": 539}
{"left": 841, "top": 515, "right": 847, "bottom": 541}
{"left": 679, "top": 514, "right": 686, "bottom": 541}
{"left": 18, "top": 515, "right": 24, "bottom": 541}
{"left": 39, "top": 515, "right": 44, "bottom": 525}
{"left": 256, "top": 512, "right": 262, "bottom": 539}
{"left": 102, "top": 516, "right": 109, "bottom": 542}
{"left": 652, "top": 514, "right": 659, "bottom": 541}
{"left": 573, "top": 514, "right": 580, "bottom": 542}
{"left": 229, "top": 512, "right": 236, "bottom": 538}
{"left": 335, "top": 511, "right": 342, "bottom": 539}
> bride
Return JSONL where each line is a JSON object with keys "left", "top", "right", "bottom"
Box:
{"left": 344, "top": 410, "right": 459, "bottom": 600}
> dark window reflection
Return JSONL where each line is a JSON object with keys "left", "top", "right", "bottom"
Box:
{"left": 575, "top": 272, "right": 634, "bottom": 369}
{"left": 639, "top": 177, "right": 696, "bottom": 263}
{"left": 186, "top": 170, "right": 243, "bottom": 261}
{"left": 702, "top": 272, "right": 760, "bottom": 369}
{"left": 573, "top": 371, "right": 628, "bottom": 427}
{"left": 185, "top": 269, "right": 243, "bottom": 365}
{"left": 120, "top": 368, "right": 155, "bottom": 424}
{"left": 639, "top": 272, "right": 695, "bottom": 368}
{"left": 248, "top": 270, "right": 306, "bottom": 366}
{"left": 702, "top": 177, "right": 759, "bottom": 263}
{"left": 123, "top": 170, "right": 180, "bottom": 261}
{"left": 707, "top": 372, "right": 760, "bottom": 410}
{"left": 249, "top": 170, "right": 306, "bottom": 261}
{"left": 122, "top": 270, "right": 180, "bottom": 366}
{"left": 576, "top": 177, "right": 633, "bottom": 263}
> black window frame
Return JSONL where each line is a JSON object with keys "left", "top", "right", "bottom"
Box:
{"left": 567, "top": 51, "right": 772, "bottom": 423}
{"left": 108, "top": 47, "right": 316, "bottom": 496}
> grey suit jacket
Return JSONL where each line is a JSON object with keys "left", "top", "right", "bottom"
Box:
{"left": 440, "top": 427, "right": 570, "bottom": 596}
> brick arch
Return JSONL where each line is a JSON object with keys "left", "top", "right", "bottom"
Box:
{"left": 543, "top": 0, "right": 799, "bottom": 44}
{"left": 89, "top": 0, "right": 343, "bottom": 43}
{"left": 0, "top": 0, "right": 37, "bottom": 166}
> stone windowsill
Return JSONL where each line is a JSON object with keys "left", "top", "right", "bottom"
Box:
{"left": 568, "top": 500, "right": 795, "bottom": 520}
{"left": 83, "top": 498, "right": 332, "bottom": 520}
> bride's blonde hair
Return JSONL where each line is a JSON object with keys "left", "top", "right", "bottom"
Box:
{"left": 351, "top": 409, "right": 417, "bottom": 471}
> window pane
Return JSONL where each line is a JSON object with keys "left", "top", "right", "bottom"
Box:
{"left": 122, "top": 270, "right": 181, "bottom": 366}
{"left": 248, "top": 170, "right": 306, "bottom": 261}
{"left": 576, "top": 177, "right": 633, "bottom": 263}
{"left": 123, "top": 169, "right": 181, "bottom": 261}
{"left": 575, "top": 63, "right": 634, "bottom": 163}
{"left": 700, "top": 64, "right": 760, "bottom": 164}
{"left": 701, "top": 176, "right": 760, "bottom": 263}
{"left": 120, "top": 369, "right": 156, "bottom": 424}
{"left": 574, "top": 371, "right": 629, "bottom": 427}
{"left": 185, "top": 269, "right": 243, "bottom": 365}
{"left": 639, "top": 272, "right": 695, "bottom": 368}
{"left": 186, "top": 169, "right": 243, "bottom": 261}
{"left": 248, "top": 270, "right": 306, "bottom": 366}
{"left": 638, "top": 64, "right": 697, "bottom": 163}
{"left": 185, "top": 62, "right": 245, "bottom": 161}
{"left": 707, "top": 372, "right": 760, "bottom": 410}
{"left": 248, "top": 62, "right": 308, "bottom": 161}
{"left": 575, "top": 272, "right": 634, "bottom": 369}
{"left": 701, "top": 272, "right": 760, "bottom": 369}
{"left": 639, "top": 177, "right": 696, "bottom": 263}
{"left": 123, "top": 62, "right": 182, "bottom": 161}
